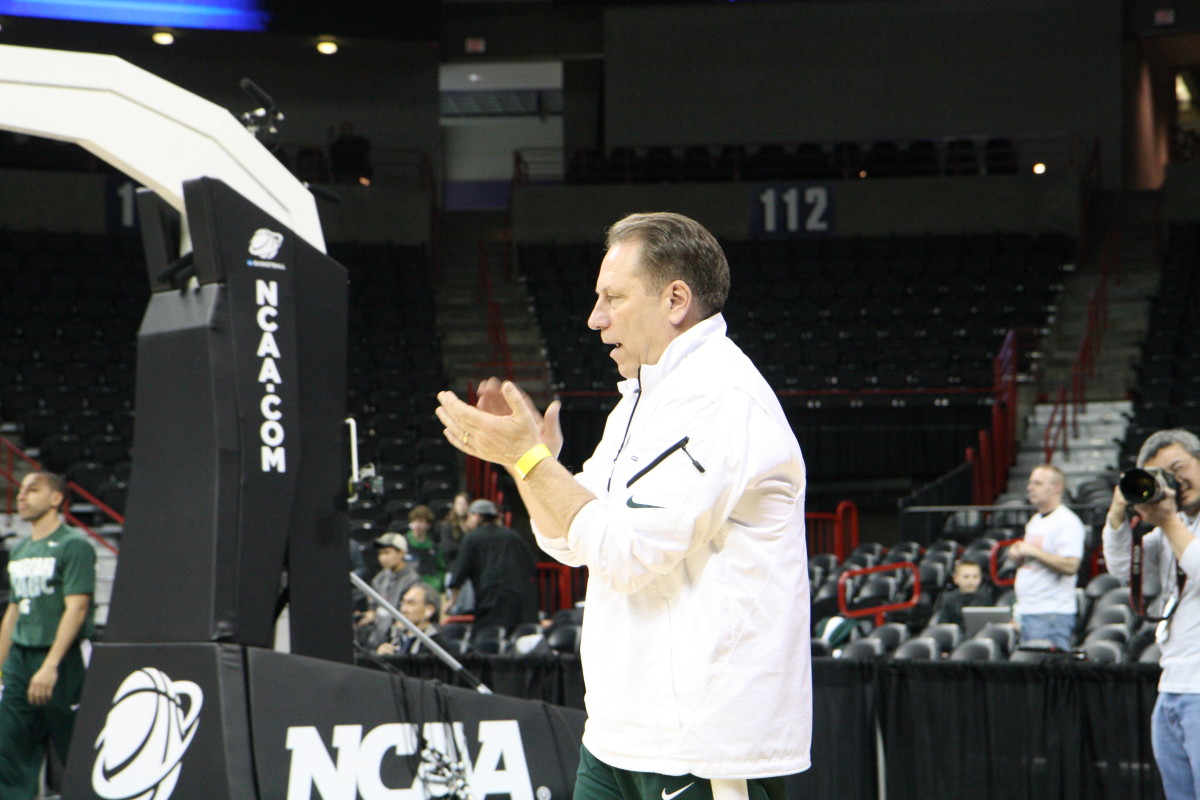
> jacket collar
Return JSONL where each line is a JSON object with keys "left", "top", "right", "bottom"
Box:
{"left": 617, "top": 313, "right": 727, "bottom": 398}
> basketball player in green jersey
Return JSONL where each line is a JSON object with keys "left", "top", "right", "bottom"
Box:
{"left": 0, "top": 471, "right": 95, "bottom": 798}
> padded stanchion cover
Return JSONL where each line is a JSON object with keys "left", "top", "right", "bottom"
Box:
{"left": 247, "top": 648, "right": 586, "bottom": 800}
{"left": 64, "top": 643, "right": 587, "bottom": 799}
{"left": 63, "top": 642, "right": 255, "bottom": 800}
{"left": 104, "top": 178, "right": 350, "bottom": 661}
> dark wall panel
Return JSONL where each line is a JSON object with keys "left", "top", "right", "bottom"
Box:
{"left": 604, "top": 0, "right": 1123, "bottom": 185}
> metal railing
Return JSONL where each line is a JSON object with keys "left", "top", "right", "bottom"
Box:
{"left": 989, "top": 538, "right": 1021, "bottom": 588}
{"left": 1041, "top": 222, "right": 1119, "bottom": 463}
{"left": 837, "top": 561, "right": 921, "bottom": 628}
{"left": 536, "top": 562, "right": 587, "bottom": 614}
{"left": 0, "top": 439, "right": 120, "bottom": 555}
{"left": 806, "top": 501, "right": 860, "bottom": 562}
{"left": 962, "top": 327, "right": 1031, "bottom": 505}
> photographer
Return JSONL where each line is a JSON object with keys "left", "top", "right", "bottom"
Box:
{"left": 1103, "top": 429, "right": 1200, "bottom": 800}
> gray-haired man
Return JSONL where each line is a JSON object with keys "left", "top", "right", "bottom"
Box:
{"left": 1104, "top": 429, "right": 1200, "bottom": 800}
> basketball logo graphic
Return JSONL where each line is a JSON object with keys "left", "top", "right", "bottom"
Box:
{"left": 248, "top": 228, "right": 284, "bottom": 260}
{"left": 92, "top": 668, "right": 204, "bottom": 800}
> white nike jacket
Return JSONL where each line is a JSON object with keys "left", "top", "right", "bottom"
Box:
{"left": 535, "top": 314, "right": 812, "bottom": 778}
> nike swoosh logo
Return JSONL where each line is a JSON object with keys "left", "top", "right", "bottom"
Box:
{"left": 662, "top": 783, "right": 695, "bottom": 800}
{"left": 626, "top": 497, "right": 663, "bottom": 509}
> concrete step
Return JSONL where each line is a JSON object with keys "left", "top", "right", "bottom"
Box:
{"left": 1026, "top": 399, "right": 1131, "bottom": 424}
{"left": 1005, "top": 398, "right": 1131, "bottom": 495}
{"left": 1021, "top": 423, "right": 1128, "bottom": 448}
{"left": 437, "top": 328, "right": 541, "bottom": 350}
{"left": 434, "top": 215, "right": 550, "bottom": 408}
{"left": 451, "top": 335, "right": 546, "bottom": 355}
{"left": 1008, "top": 450, "right": 1121, "bottom": 490}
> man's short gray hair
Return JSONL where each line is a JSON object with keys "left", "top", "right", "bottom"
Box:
{"left": 605, "top": 212, "right": 730, "bottom": 319}
{"left": 1137, "top": 428, "right": 1200, "bottom": 467}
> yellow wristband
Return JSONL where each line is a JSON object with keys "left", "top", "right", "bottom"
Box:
{"left": 515, "top": 443, "right": 552, "bottom": 480}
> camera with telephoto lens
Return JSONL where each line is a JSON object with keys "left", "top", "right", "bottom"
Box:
{"left": 1118, "top": 466, "right": 1179, "bottom": 505}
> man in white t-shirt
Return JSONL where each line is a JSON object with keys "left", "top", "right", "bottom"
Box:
{"left": 1010, "top": 464, "right": 1085, "bottom": 649}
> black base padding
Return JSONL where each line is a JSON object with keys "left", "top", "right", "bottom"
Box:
{"left": 63, "top": 643, "right": 256, "bottom": 800}
{"left": 64, "top": 643, "right": 586, "bottom": 800}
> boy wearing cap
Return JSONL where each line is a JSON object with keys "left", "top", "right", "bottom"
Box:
{"left": 355, "top": 531, "right": 422, "bottom": 649}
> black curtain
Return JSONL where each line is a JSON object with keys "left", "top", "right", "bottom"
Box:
{"left": 375, "top": 655, "right": 1164, "bottom": 800}
{"left": 881, "top": 660, "right": 1163, "bottom": 800}
{"left": 390, "top": 652, "right": 586, "bottom": 710}
{"left": 787, "top": 658, "right": 879, "bottom": 798}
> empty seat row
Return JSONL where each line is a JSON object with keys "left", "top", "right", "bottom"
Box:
{"left": 1, "top": 230, "right": 449, "bottom": 501}
{"left": 811, "top": 536, "right": 1156, "bottom": 663}
{"left": 564, "top": 138, "right": 1021, "bottom": 185}
{"left": 520, "top": 233, "right": 1069, "bottom": 397}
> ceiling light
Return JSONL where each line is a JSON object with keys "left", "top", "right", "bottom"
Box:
{"left": 316, "top": 40, "right": 338, "bottom": 55}
{"left": 1032, "top": 163, "right": 1046, "bottom": 175}
{"left": 152, "top": 30, "right": 175, "bottom": 45}
{"left": 1177, "top": 74, "right": 1192, "bottom": 107}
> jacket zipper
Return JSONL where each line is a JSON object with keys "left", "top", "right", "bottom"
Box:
{"left": 607, "top": 370, "right": 643, "bottom": 492}
{"left": 626, "top": 435, "right": 706, "bottom": 489}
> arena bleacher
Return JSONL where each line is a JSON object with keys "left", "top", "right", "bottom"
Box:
{"left": 1, "top": 2, "right": 1196, "bottom": 796}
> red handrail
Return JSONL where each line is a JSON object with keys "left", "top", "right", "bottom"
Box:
{"left": 463, "top": 382, "right": 485, "bottom": 500}
{"left": 966, "top": 446, "right": 983, "bottom": 506}
{"left": 0, "top": 439, "right": 120, "bottom": 555}
{"left": 805, "top": 501, "right": 860, "bottom": 561}
{"left": 1042, "top": 222, "right": 1118, "bottom": 463}
{"left": 465, "top": 240, "right": 517, "bottom": 500}
{"left": 837, "top": 561, "right": 921, "bottom": 627}
{"left": 476, "top": 238, "right": 515, "bottom": 381}
{"left": 977, "top": 429, "right": 994, "bottom": 503}
{"left": 1043, "top": 385, "right": 1070, "bottom": 464}
{"left": 536, "top": 562, "right": 575, "bottom": 613}
{"left": 989, "top": 537, "right": 1021, "bottom": 587}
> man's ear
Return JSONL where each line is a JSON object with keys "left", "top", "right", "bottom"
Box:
{"left": 666, "top": 280, "right": 693, "bottom": 325}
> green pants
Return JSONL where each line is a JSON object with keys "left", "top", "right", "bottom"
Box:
{"left": 574, "top": 744, "right": 787, "bottom": 800}
{"left": 0, "top": 643, "right": 86, "bottom": 800}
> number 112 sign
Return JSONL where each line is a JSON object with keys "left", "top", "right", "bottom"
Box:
{"left": 750, "top": 183, "right": 835, "bottom": 237}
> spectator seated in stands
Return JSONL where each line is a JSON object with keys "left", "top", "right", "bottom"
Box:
{"left": 355, "top": 531, "right": 422, "bottom": 649}
{"left": 932, "top": 559, "right": 996, "bottom": 629}
{"left": 437, "top": 492, "right": 475, "bottom": 614}
{"left": 405, "top": 505, "right": 447, "bottom": 591}
{"left": 376, "top": 583, "right": 444, "bottom": 656}
{"left": 435, "top": 491, "right": 471, "bottom": 566}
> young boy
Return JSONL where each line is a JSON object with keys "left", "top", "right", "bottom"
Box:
{"left": 355, "top": 533, "right": 421, "bottom": 649}
{"left": 935, "top": 559, "right": 997, "bottom": 628}
{"left": 404, "top": 505, "right": 446, "bottom": 591}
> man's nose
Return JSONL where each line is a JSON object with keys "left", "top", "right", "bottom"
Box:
{"left": 587, "top": 302, "right": 606, "bottom": 331}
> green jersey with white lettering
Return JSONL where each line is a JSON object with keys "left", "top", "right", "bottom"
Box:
{"left": 7, "top": 524, "right": 96, "bottom": 647}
